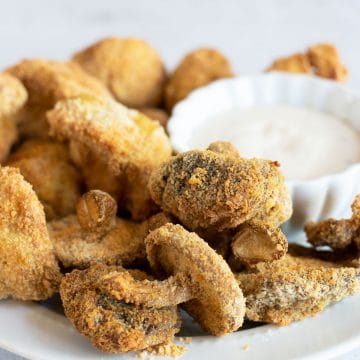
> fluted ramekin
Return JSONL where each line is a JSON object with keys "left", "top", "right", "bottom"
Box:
{"left": 167, "top": 73, "right": 360, "bottom": 238}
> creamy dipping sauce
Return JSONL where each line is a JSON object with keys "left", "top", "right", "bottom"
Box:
{"left": 190, "top": 105, "right": 360, "bottom": 180}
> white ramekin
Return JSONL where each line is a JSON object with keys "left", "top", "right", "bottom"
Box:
{"left": 167, "top": 73, "right": 360, "bottom": 238}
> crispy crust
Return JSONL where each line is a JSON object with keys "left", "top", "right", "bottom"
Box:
{"left": 146, "top": 224, "right": 245, "bottom": 335}
{"left": 236, "top": 254, "right": 360, "bottom": 325}
{"left": 0, "top": 73, "right": 28, "bottom": 162}
{"left": 139, "top": 108, "right": 169, "bottom": 128}
{"left": 48, "top": 215, "right": 148, "bottom": 269}
{"left": 7, "top": 140, "right": 82, "bottom": 220}
{"left": 149, "top": 146, "right": 291, "bottom": 231}
{"left": 7, "top": 59, "right": 111, "bottom": 138}
{"left": 307, "top": 43, "right": 348, "bottom": 81}
{"left": 47, "top": 96, "right": 172, "bottom": 220}
{"left": 60, "top": 264, "right": 181, "bottom": 353}
{"left": 165, "top": 48, "right": 233, "bottom": 111}
{"left": 73, "top": 37, "right": 166, "bottom": 108}
{"left": 267, "top": 53, "right": 311, "bottom": 73}
{"left": 0, "top": 166, "right": 61, "bottom": 300}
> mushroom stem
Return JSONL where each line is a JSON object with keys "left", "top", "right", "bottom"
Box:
{"left": 97, "top": 271, "right": 193, "bottom": 308}
{"left": 231, "top": 221, "right": 288, "bottom": 266}
{"left": 76, "top": 190, "right": 117, "bottom": 237}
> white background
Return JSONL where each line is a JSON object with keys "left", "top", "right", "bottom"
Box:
{"left": 0, "top": 0, "right": 359, "bottom": 359}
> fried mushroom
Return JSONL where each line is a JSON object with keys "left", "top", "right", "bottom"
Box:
{"left": 0, "top": 73, "right": 28, "bottom": 162}
{"left": 47, "top": 96, "right": 172, "bottom": 220}
{"left": 307, "top": 43, "right": 348, "bottom": 81}
{"left": 0, "top": 166, "right": 61, "bottom": 300}
{"left": 6, "top": 140, "right": 82, "bottom": 220}
{"left": 49, "top": 191, "right": 148, "bottom": 268}
{"left": 267, "top": 53, "right": 311, "bottom": 74}
{"left": 165, "top": 48, "right": 233, "bottom": 111}
{"left": 7, "top": 59, "right": 111, "bottom": 139}
{"left": 149, "top": 142, "right": 292, "bottom": 232}
{"left": 72, "top": 37, "right": 166, "bottom": 108}
{"left": 145, "top": 224, "right": 245, "bottom": 336}
{"left": 60, "top": 264, "right": 181, "bottom": 353}
{"left": 235, "top": 254, "right": 359, "bottom": 326}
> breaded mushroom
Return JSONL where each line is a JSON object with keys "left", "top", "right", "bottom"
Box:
{"left": 48, "top": 190, "right": 168, "bottom": 268}
{"left": 164, "top": 48, "right": 233, "bottom": 111}
{"left": 305, "top": 195, "right": 360, "bottom": 250}
{"left": 236, "top": 254, "right": 360, "bottom": 326}
{"left": 307, "top": 43, "right": 348, "bottom": 81}
{"left": 0, "top": 166, "right": 61, "bottom": 300}
{"left": 267, "top": 53, "right": 311, "bottom": 74}
{"left": 149, "top": 142, "right": 292, "bottom": 232}
{"left": 0, "top": 73, "right": 28, "bottom": 162}
{"left": 47, "top": 96, "right": 172, "bottom": 220}
{"left": 60, "top": 264, "right": 181, "bottom": 353}
{"left": 145, "top": 224, "right": 245, "bottom": 336}
{"left": 72, "top": 37, "right": 166, "bottom": 108}
{"left": 7, "top": 140, "right": 82, "bottom": 220}
{"left": 7, "top": 59, "right": 111, "bottom": 139}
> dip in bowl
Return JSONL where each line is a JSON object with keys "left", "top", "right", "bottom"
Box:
{"left": 168, "top": 73, "right": 360, "bottom": 238}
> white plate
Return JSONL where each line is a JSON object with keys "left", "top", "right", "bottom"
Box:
{"left": 0, "top": 282, "right": 359, "bottom": 360}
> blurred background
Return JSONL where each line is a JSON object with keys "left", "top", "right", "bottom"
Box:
{"left": 1, "top": 0, "right": 359, "bottom": 89}
{"left": 0, "top": 1, "right": 359, "bottom": 359}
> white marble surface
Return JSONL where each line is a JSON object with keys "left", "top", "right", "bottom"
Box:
{"left": 0, "top": 0, "right": 359, "bottom": 359}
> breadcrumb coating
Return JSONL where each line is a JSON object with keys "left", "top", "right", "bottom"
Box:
{"left": 60, "top": 264, "right": 181, "bottom": 353}
{"left": 7, "top": 59, "right": 111, "bottom": 138}
{"left": 165, "top": 48, "right": 233, "bottom": 111}
{"left": 73, "top": 37, "right": 166, "bottom": 108}
{"left": 47, "top": 96, "right": 172, "bottom": 220}
{"left": 149, "top": 144, "right": 291, "bottom": 231}
{"left": 146, "top": 224, "right": 246, "bottom": 336}
{"left": 236, "top": 254, "right": 359, "bottom": 326}
{"left": 267, "top": 53, "right": 311, "bottom": 73}
{"left": 7, "top": 140, "right": 82, "bottom": 220}
{"left": 308, "top": 43, "right": 348, "bottom": 81}
{"left": 0, "top": 73, "right": 28, "bottom": 162}
{"left": 0, "top": 166, "right": 61, "bottom": 300}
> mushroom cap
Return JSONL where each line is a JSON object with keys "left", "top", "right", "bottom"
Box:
{"left": 145, "top": 224, "right": 245, "bottom": 336}
{"left": 60, "top": 264, "right": 181, "bottom": 353}
{"left": 149, "top": 148, "right": 291, "bottom": 231}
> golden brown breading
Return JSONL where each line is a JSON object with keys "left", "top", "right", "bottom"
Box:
{"left": 139, "top": 107, "right": 169, "bottom": 129}
{"left": 267, "top": 53, "right": 311, "bottom": 74}
{"left": 307, "top": 43, "right": 348, "bottom": 81}
{"left": 236, "top": 254, "right": 360, "bottom": 326}
{"left": 48, "top": 193, "right": 169, "bottom": 269}
{"left": 7, "top": 59, "right": 111, "bottom": 139}
{"left": 206, "top": 141, "right": 240, "bottom": 159}
{"left": 0, "top": 73, "right": 28, "bottom": 162}
{"left": 47, "top": 96, "right": 172, "bottom": 220}
{"left": 7, "top": 140, "right": 82, "bottom": 220}
{"left": 148, "top": 143, "right": 292, "bottom": 232}
{"left": 49, "top": 215, "right": 148, "bottom": 269}
{"left": 0, "top": 166, "right": 61, "bottom": 300}
{"left": 164, "top": 48, "right": 233, "bottom": 111}
{"left": 231, "top": 221, "right": 288, "bottom": 267}
{"left": 72, "top": 37, "right": 166, "bottom": 108}
{"left": 60, "top": 264, "right": 181, "bottom": 353}
{"left": 145, "top": 224, "right": 246, "bottom": 336}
